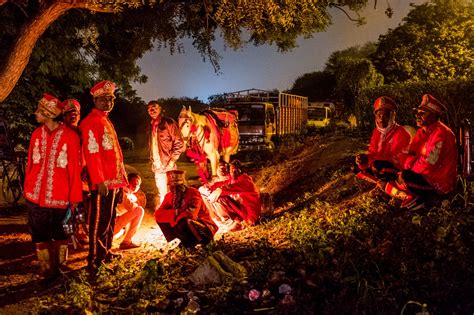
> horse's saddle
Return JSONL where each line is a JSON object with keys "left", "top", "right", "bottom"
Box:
{"left": 200, "top": 109, "right": 237, "bottom": 129}
{"left": 200, "top": 109, "right": 239, "bottom": 152}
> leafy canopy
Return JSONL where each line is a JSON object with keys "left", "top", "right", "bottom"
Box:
{"left": 371, "top": 0, "right": 474, "bottom": 83}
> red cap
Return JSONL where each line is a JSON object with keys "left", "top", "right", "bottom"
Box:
{"left": 418, "top": 94, "right": 447, "bottom": 116}
{"left": 62, "top": 99, "right": 81, "bottom": 114}
{"left": 373, "top": 96, "right": 397, "bottom": 113}
{"left": 166, "top": 170, "right": 186, "bottom": 184}
{"left": 90, "top": 80, "right": 116, "bottom": 98}
{"left": 38, "top": 93, "right": 62, "bottom": 118}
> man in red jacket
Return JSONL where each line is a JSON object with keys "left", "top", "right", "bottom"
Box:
{"left": 356, "top": 96, "right": 412, "bottom": 186}
{"left": 24, "top": 93, "right": 83, "bottom": 281}
{"left": 154, "top": 170, "right": 217, "bottom": 248}
{"left": 208, "top": 160, "right": 262, "bottom": 231}
{"left": 80, "top": 80, "right": 127, "bottom": 273}
{"left": 384, "top": 94, "right": 457, "bottom": 210}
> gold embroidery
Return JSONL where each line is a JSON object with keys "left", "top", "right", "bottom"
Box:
{"left": 57, "top": 143, "right": 68, "bottom": 168}
{"left": 427, "top": 141, "right": 442, "bottom": 165}
{"left": 32, "top": 139, "right": 41, "bottom": 163}
{"left": 46, "top": 128, "right": 67, "bottom": 206}
{"left": 102, "top": 127, "right": 113, "bottom": 150}
{"left": 88, "top": 130, "right": 99, "bottom": 153}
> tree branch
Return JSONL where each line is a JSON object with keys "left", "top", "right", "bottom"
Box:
{"left": 329, "top": 3, "right": 363, "bottom": 23}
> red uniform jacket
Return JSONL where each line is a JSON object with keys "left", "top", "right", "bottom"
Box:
{"left": 155, "top": 187, "right": 217, "bottom": 231}
{"left": 215, "top": 174, "right": 262, "bottom": 225}
{"left": 399, "top": 121, "right": 457, "bottom": 194}
{"left": 79, "top": 109, "right": 127, "bottom": 189}
{"left": 366, "top": 124, "right": 412, "bottom": 169}
{"left": 24, "top": 124, "right": 83, "bottom": 208}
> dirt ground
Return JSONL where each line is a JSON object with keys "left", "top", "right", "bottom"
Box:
{"left": 0, "top": 134, "right": 367, "bottom": 314}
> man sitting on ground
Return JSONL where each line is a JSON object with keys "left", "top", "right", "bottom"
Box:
{"left": 355, "top": 96, "right": 412, "bottom": 186}
{"left": 154, "top": 170, "right": 217, "bottom": 248}
{"left": 113, "top": 173, "right": 145, "bottom": 250}
{"left": 208, "top": 160, "right": 262, "bottom": 231}
{"left": 384, "top": 94, "right": 457, "bottom": 210}
{"left": 199, "top": 161, "right": 233, "bottom": 225}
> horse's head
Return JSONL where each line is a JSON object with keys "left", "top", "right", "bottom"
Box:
{"left": 178, "top": 106, "right": 194, "bottom": 140}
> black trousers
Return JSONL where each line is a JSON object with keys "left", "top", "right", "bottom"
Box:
{"left": 398, "top": 170, "right": 435, "bottom": 198}
{"left": 88, "top": 189, "right": 118, "bottom": 268}
{"left": 26, "top": 200, "right": 68, "bottom": 243}
{"left": 158, "top": 219, "right": 214, "bottom": 248}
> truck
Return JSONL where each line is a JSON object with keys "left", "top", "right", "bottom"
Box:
{"left": 307, "top": 102, "right": 335, "bottom": 133}
{"left": 221, "top": 89, "right": 308, "bottom": 151}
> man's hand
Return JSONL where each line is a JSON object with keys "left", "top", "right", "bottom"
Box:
{"left": 166, "top": 160, "right": 175, "bottom": 170}
{"left": 98, "top": 182, "right": 109, "bottom": 197}
{"left": 355, "top": 153, "right": 368, "bottom": 166}
{"left": 209, "top": 188, "right": 222, "bottom": 202}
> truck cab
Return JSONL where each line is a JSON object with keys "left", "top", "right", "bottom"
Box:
{"left": 307, "top": 102, "right": 334, "bottom": 132}
{"left": 222, "top": 89, "right": 307, "bottom": 152}
{"left": 223, "top": 102, "right": 276, "bottom": 151}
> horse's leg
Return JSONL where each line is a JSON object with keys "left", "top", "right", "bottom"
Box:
{"left": 209, "top": 151, "right": 219, "bottom": 177}
{"left": 222, "top": 151, "right": 230, "bottom": 163}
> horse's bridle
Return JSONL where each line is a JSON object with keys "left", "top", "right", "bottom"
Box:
{"left": 178, "top": 115, "right": 193, "bottom": 142}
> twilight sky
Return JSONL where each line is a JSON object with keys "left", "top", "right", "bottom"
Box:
{"left": 133, "top": 0, "right": 427, "bottom": 103}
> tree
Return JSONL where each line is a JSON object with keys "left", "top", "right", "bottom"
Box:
{"left": 0, "top": 0, "right": 377, "bottom": 103}
{"left": 371, "top": 0, "right": 474, "bottom": 83}
{"left": 289, "top": 71, "right": 337, "bottom": 101}
{"left": 324, "top": 43, "right": 384, "bottom": 123}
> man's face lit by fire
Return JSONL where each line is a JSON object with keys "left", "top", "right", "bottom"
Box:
{"left": 375, "top": 109, "right": 391, "bottom": 129}
{"left": 64, "top": 110, "right": 80, "bottom": 128}
{"left": 147, "top": 102, "right": 162, "bottom": 120}
{"left": 128, "top": 176, "right": 141, "bottom": 193}
{"left": 168, "top": 182, "right": 186, "bottom": 194}
{"left": 230, "top": 165, "right": 241, "bottom": 179}
{"left": 415, "top": 109, "right": 437, "bottom": 128}
{"left": 94, "top": 95, "right": 115, "bottom": 112}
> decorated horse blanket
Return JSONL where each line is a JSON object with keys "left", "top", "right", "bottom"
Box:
{"left": 200, "top": 109, "right": 239, "bottom": 153}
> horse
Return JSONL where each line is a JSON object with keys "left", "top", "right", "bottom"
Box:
{"left": 178, "top": 106, "right": 239, "bottom": 181}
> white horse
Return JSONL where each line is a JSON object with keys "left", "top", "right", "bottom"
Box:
{"left": 178, "top": 106, "right": 239, "bottom": 179}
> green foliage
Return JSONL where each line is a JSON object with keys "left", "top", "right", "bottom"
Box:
{"left": 371, "top": 0, "right": 474, "bottom": 83}
{"left": 289, "top": 71, "right": 337, "bottom": 101}
{"left": 356, "top": 79, "right": 474, "bottom": 131}
{"left": 156, "top": 97, "right": 207, "bottom": 121}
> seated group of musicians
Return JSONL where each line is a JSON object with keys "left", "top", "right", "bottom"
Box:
{"left": 113, "top": 159, "right": 261, "bottom": 250}
{"left": 355, "top": 94, "right": 457, "bottom": 211}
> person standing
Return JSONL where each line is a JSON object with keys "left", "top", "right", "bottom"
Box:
{"left": 62, "top": 99, "right": 90, "bottom": 245}
{"left": 385, "top": 94, "right": 458, "bottom": 210}
{"left": 355, "top": 96, "right": 412, "bottom": 185}
{"left": 62, "top": 99, "right": 81, "bottom": 130}
{"left": 24, "top": 93, "right": 83, "bottom": 281}
{"left": 146, "top": 100, "right": 184, "bottom": 207}
{"left": 80, "top": 80, "right": 127, "bottom": 273}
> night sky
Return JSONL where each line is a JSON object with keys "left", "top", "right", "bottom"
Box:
{"left": 133, "top": 0, "right": 427, "bottom": 103}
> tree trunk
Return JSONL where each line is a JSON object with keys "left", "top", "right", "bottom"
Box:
{"left": 0, "top": 1, "right": 71, "bottom": 103}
